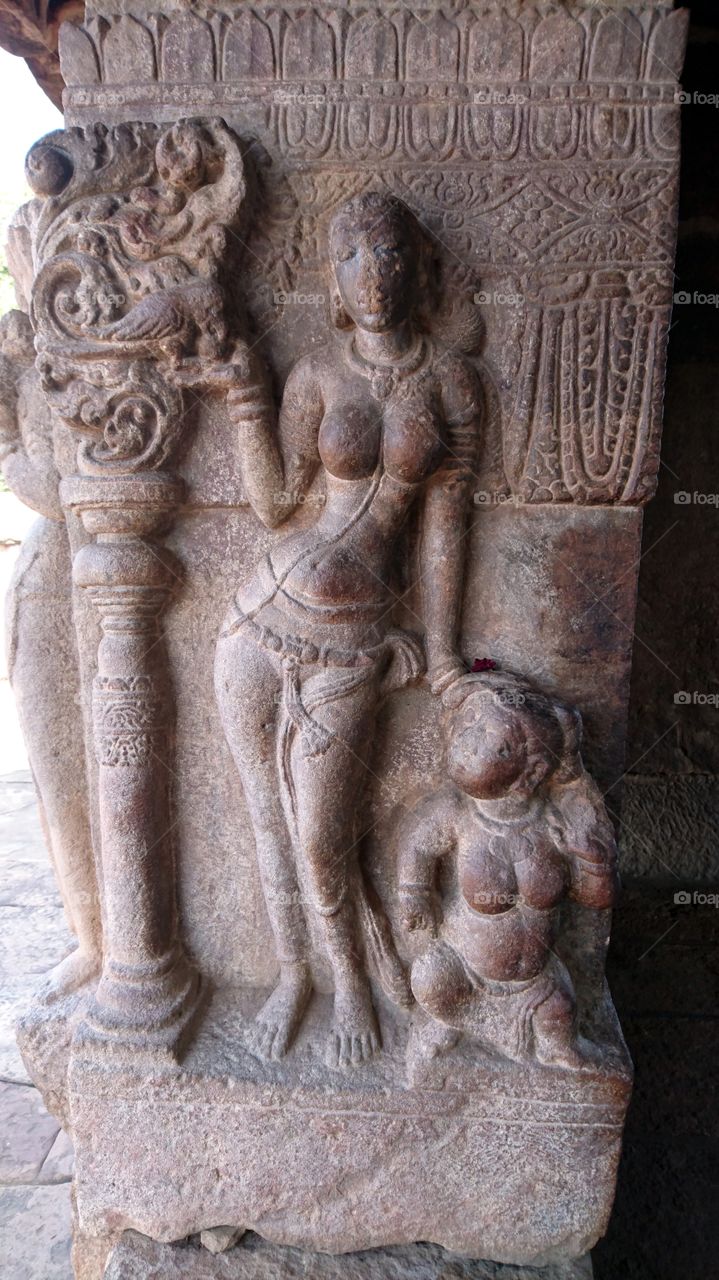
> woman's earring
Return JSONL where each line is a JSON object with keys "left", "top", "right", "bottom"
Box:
{"left": 329, "top": 287, "right": 353, "bottom": 331}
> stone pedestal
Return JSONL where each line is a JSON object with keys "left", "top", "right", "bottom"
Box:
{"left": 66, "top": 988, "right": 630, "bottom": 1276}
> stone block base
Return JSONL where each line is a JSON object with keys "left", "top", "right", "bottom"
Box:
{"left": 105, "top": 1230, "right": 594, "bottom": 1279}
{"left": 59, "top": 989, "right": 629, "bottom": 1278}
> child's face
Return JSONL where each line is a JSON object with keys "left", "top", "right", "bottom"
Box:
{"left": 447, "top": 700, "right": 530, "bottom": 800}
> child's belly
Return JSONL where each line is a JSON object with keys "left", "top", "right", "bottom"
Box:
{"left": 444, "top": 897, "right": 559, "bottom": 983}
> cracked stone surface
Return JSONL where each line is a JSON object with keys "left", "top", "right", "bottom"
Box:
{"left": 0, "top": 1184, "right": 73, "bottom": 1280}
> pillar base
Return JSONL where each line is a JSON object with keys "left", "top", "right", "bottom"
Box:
{"left": 75, "top": 953, "right": 203, "bottom": 1065}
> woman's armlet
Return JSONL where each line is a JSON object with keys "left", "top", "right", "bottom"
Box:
{"left": 278, "top": 356, "right": 323, "bottom": 506}
{"left": 228, "top": 349, "right": 321, "bottom": 529}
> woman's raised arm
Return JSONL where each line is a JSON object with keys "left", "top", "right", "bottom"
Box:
{"left": 420, "top": 358, "right": 481, "bottom": 695}
{"left": 227, "top": 350, "right": 322, "bottom": 529}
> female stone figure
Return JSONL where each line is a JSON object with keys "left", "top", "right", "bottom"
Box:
{"left": 215, "top": 192, "right": 481, "bottom": 1068}
{"left": 397, "top": 674, "right": 619, "bottom": 1069}
{"left": 1, "top": 206, "right": 102, "bottom": 999}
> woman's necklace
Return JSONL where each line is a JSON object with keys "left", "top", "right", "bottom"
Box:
{"left": 344, "top": 331, "right": 430, "bottom": 402}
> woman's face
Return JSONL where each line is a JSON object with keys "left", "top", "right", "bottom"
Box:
{"left": 330, "top": 210, "right": 416, "bottom": 334}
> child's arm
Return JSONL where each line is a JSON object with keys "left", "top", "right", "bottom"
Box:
{"left": 396, "top": 792, "right": 457, "bottom": 934}
{"left": 555, "top": 776, "right": 619, "bottom": 910}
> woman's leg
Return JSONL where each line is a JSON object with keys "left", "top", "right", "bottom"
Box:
{"left": 214, "top": 631, "right": 311, "bottom": 1059}
{"left": 288, "top": 667, "right": 382, "bottom": 1068}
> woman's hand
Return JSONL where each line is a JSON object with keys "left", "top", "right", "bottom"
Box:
{"left": 399, "top": 886, "right": 440, "bottom": 936}
{"left": 427, "top": 654, "right": 467, "bottom": 698}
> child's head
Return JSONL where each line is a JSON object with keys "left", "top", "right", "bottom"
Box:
{"left": 445, "top": 679, "right": 566, "bottom": 801}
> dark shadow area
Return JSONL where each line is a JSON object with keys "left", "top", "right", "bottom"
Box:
{"left": 596, "top": 6, "right": 719, "bottom": 1276}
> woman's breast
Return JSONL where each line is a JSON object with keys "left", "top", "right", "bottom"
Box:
{"left": 319, "top": 406, "right": 380, "bottom": 480}
{"left": 459, "top": 841, "right": 519, "bottom": 916}
{"left": 515, "top": 839, "right": 567, "bottom": 909}
{"left": 382, "top": 394, "right": 445, "bottom": 485}
{"left": 318, "top": 394, "right": 445, "bottom": 486}
{"left": 449, "top": 834, "right": 563, "bottom": 980}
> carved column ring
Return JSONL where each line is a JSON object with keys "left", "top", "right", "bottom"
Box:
{"left": 71, "top": 539, "right": 176, "bottom": 599}
{"left": 60, "top": 472, "right": 185, "bottom": 539}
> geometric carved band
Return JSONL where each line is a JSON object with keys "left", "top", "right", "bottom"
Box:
{"left": 93, "top": 675, "right": 162, "bottom": 767}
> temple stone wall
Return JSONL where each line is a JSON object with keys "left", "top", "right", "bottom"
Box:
{"left": 0, "top": 3, "right": 701, "bottom": 1278}
{"left": 621, "top": 5, "right": 719, "bottom": 884}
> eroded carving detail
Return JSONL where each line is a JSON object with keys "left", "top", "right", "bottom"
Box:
{"left": 56, "top": 5, "right": 687, "bottom": 508}
{"left": 397, "top": 672, "right": 619, "bottom": 1077}
{"left": 93, "top": 674, "right": 162, "bottom": 766}
{"left": 0, "top": 206, "right": 103, "bottom": 1002}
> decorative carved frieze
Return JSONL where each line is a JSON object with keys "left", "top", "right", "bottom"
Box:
{"left": 57, "top": 3, "right": 687, "bottom": 507}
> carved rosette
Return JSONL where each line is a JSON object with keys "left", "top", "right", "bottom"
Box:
{"left": 26, "top": 117, "right": 250, "bottom": 1059}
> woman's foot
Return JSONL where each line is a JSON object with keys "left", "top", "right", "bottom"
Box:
{"left": 249, "top": 962, "right": 312, "bottom": 1061}
{"left": 533, "top": 987, "right": 587, "bottom": 1069}
{"left": 327, "top": 980, "right": 381, "bottom": 1070}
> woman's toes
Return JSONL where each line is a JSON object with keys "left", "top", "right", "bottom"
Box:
{"left": 340, "top": 1033, "right": 354, "bottom": 1069}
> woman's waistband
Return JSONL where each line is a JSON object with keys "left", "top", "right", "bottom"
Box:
{"left": 220, "top": 601, "right": 386, "bottom": 669}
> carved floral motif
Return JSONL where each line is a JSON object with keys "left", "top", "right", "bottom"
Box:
{"left": 93, "top": 674, "right": 162, "bottom": 766}
{"left": 55, "top": 5, "right": 687, "bottom": 507}
{"left": 27, "top": 117, "right": 249, "bottom": 475}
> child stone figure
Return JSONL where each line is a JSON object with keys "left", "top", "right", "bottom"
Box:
{"left": 397, "top": 674, "right": 619, "bottom": 1068}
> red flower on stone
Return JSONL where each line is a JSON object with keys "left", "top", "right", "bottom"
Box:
{"left": 471, "top": 658, "right": 496, "bottom": 672}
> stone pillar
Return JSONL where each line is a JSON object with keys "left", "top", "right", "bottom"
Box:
{"left": 61, "top": 472, "right": 199, "bottom": 1058}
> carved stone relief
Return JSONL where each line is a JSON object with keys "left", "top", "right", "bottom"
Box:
{"left": 4, "top": 3, "right": 688, "bottom": 1278}
{"left": 23, "top": 115, "right": 263, "bottom": 1057}
{"left": 59, "top": 1, "right": 688, "bottom": 507}
{"left": 0, "top": 206, "right": 102, "bottom": 1003}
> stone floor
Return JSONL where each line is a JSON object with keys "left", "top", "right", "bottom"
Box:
{"left": 0, "top": 770, "right": 75, "bottom": 1280}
